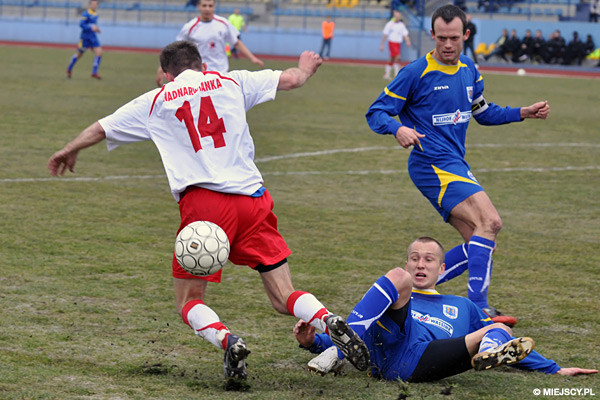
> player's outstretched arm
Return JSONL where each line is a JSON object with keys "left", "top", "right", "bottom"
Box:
{"left": 556, "top": 367, "right": 598, "bottom": 376}
{"left": 277, "top": 51, "right": 322, "bottom": 91}
{"left": 520, "top": 100, "right": 550, "bottom": 119}
{"left": 293, "top": 319, "right": 316, "bottom": 348}
{"left": 234, "top": 40, "right": 264, "bottom": 68}
{"left": 48, "top": 122, "right": 106, "bottom": 176}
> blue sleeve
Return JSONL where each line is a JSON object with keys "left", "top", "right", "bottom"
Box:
{"left": 299, "top": 333, "right": 334, "bottom": 354}
{"left": 365, "top": 67, "right": 417, "bottom": 137}
{"left": 512, "top": 349, "right": 561, "bottom": 374}
{"left": 474, "top": 103, "right": 522, "bottom": 126}
{"left": 365, "top": 90, "right": 404, "bottom": 137}
{"left": 79, "top": 11, "right": 93, "bottom": 32}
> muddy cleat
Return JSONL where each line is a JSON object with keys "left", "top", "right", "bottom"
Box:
{"left": 472, "top": 337, "right": 535, "bottom": 371}
{"left": 66, "top": 69, "right": 72, "bottom": 79}
{"left": 91, "top": 73, "right": 102, "bottom": 80}
{"left": 223, "top": 334, "right": 250, "bottom": 381}
{"left": 308, "top": 346, "right": 345, "bottom": 376}
{"left": 482, "top": 306, "right": 518, "bottom": 327}
{"left": 325, "top": 314, "right": 370, "bottom": 372}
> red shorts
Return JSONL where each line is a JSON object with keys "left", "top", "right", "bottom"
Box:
{"left": 172, "top": 186, "right": 292, "bottom": 282}
{"left": 388, "top": 41, "right": 402, "bottom": 58}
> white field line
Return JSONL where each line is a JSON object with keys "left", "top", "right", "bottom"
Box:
{"left": 2, "top": 143, "right": 598, "bottom": 183}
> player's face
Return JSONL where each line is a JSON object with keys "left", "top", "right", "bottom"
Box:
{"left": 430, "top": 17, "right": 467, "bottom": 65}
{"left": 405, "top": 241, "right": 445, "bottom": 290}
{"left": 198, "top": 0, "right": 215, "bottom": 21}
{"left": 89, "top": 0, "right": 98, "bottom": 11}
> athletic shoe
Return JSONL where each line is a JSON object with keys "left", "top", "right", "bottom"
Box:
{"left": 471, "top": 336, "right": 535, "bottom": 371}
{"left": 325, "top": 314, "right": 370, "bottom": 372}
{"left": 383, "top": 74, "right": 391, "bottom": 80}
{"left": 66, "top": 69, "right": 72, "bottom": 79}
{"left": 307, "top": 346, "right": 345, "bottom": 375}
{"left": 223, "top": 334, "right": 250, "bottom": 380}
{"left": 482, "top": 306, "right": 517, "bottom": 327}
{"left": 91, "top": 73, "right": 102, "bottom": 80}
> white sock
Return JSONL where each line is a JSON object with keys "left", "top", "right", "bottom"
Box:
{"left": 182, "top": 299, "right": 230, "bottom": 350}
{"left": 286, "top": 290, "right": 330, "bottom": 332}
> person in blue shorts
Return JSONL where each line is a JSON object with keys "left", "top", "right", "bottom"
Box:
{"left": 67, "top": 0, "right": 103, "bottom": 79}
{"left": 294, "top": 237, "right": 598, "bottom": 381}
{"left": 365, "top": 4, "right": 551, "bottom": 326}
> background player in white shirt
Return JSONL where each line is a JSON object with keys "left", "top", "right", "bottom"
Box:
{"left": 380, "top": 10, "right": 411, "bottom": 79}
{"left": 155, "top": 0, "right": 263, "bottom": 86}
{"left": 49, "top": 41, "right": 369, "bottom": 387}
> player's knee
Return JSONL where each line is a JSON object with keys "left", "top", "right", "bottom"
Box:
{"left": 385, "top": 267, "right": 412, "bottom": 292}
{"left": 481, "top": 214, "right": 502, "bottom": 235}
{"left": 490, "top": 322, "right": 513, "bottom": 336}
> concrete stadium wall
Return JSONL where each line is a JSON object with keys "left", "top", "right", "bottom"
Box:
{"left": 0, "top": 17, "right": 597, "bottom": 62}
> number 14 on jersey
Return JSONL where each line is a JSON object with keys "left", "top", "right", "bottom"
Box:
{"left": 175, "top": 96, "right": 226, "bottom": 152}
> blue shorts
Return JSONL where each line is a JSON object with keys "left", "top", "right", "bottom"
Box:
{"left": 408, "top": 153, "right": 483, "bottom": 221}
{"left": 78, "top": 35, "right": 100, "bottom": 51}
{"left": 364, "top": 304, "right": 429, "bottom": 381}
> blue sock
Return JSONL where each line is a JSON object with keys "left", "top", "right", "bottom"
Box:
{"left": 336, "top": 275, "right": 399, "bottom": 359}
{"left": 479, "top": 327, "right": 511, "bottom": 353}
{"left": 437, "top": 243, "right": 468, "bottom": 285}
{"left": 467, "top": 236, "right": 495, "bottom": 309}
{"left": 67, "top": 53, "right": 78, "bottom": 71}
{"left": 92, "top": 56, "right": 102, "bottom": 74}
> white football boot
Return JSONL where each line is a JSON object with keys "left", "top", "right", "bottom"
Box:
{"left": 472, "top": 337, "right": 535, "bottom": 371}
{"left": 307, "top": 346, "right": 345, "bottom": 375}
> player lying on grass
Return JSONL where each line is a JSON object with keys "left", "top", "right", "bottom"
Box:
{"left": 294, "top": 237, "right": 598, "bottom": 381}
{"left": 49, "top": 40, "right": 369, "bottom": 389}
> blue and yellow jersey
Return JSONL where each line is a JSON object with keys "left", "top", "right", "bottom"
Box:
{"left": 79, "top": 7, "right": 99, "bottom": 39}
{"left": 365, "top": 52, "right": 522, "bottom": 160}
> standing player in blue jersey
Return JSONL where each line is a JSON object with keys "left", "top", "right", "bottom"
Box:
{"left": 66, "top": 0, "right": 103, "bottom": 79}
{"left": 365, "top": 4, "right": 551, "bottom": 326}
{"left": 294, "top": 237, "right": 597, "bottom": 381}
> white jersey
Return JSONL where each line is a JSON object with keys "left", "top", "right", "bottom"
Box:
{"left": 382, "top": 20, "right": 409, "bottom": 44}
{"left": 98, "top": 68, "right": 282, "bottom": 201}
{"left": 176, "top": 15, "right": 239, "bottom": 72}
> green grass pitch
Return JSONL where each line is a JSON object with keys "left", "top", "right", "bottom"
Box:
{"left": 0, "top": 44, "right": 598, "bottom": 399}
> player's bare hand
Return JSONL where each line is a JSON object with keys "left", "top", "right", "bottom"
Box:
{"left": 92, "top": 25, "right": 101, "bottom": 33}
{"left": 298, "top": 51, "right": 323, "bottom": 75}
{"left": 395, "top": 126, "right": 426, "bottom": 149}
{"left": 556, "top": 367, "right": 598, "bottom": 376}
{"left": 48, "top": 149, "right": 78, "bottom": 176}
{"left": 251, "top": 56, "right": 264, "bottom": 68}
{"left": 293, "top": 319, "right": 316, "bottom": 347}
{"left": 521, "top": 100, "right": 549, "bottom": 119}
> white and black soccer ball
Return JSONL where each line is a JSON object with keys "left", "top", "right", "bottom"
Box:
{"left": 174, "top": 221, "right": 230, "bottom": 276}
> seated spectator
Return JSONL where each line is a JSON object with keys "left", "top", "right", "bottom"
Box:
{"left": 531, "top": 29, "right": 547, "bottom": 64}
{"left": 484, "top": 28, "right": 509, "bottom": 62}
{"left": 562, "top": 31, "right": 583, "bottom": 65}
{"left": 513, "top": 29, "right": 533, "bottom": 63}
{"left": 584, "top": 34, "right": 596, "bottom": 60}
{"left": 504, "top": 29, "right": 522, "bottom": 62}
{"left": 547, "top": 29, "right": 566, "bottom": 64}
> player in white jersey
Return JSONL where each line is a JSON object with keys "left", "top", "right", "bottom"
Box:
{"left": 380, "top": 10, "right": 411, "bottom": 79}
{"left": 155, "top": 0, "right": 263, "bottom": 86}
{"left": 48, "top": 41, "right": 369, "bottom": 387}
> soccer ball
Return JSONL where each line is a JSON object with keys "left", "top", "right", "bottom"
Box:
{"left": 174, "top": 221, "right": 230, "bottom": 276}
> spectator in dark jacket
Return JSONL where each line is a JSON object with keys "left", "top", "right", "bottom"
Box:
{"left": 513, "top": 29, "right": 533, "bottom": 62}
{"left": 531, "top": 29, "right": 547, "bottom": 64}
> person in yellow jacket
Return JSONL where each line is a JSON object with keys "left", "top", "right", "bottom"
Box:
{"left": 228, "top": 7, "right": 246, "bottom": 59}
{"left": 319, "top": 16, "right": 335, "bottom": 60}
